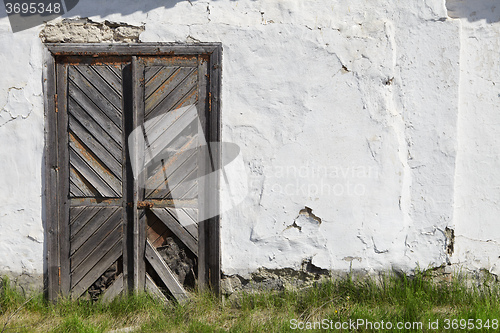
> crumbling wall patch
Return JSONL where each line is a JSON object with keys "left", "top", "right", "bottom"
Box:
{"left": 39, "top": 18, "right": 144, "bottom": 43}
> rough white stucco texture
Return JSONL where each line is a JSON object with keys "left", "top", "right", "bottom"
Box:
{"left": 448, "top": 0, "right": 500, "bottom": 275}
{"left": 0, "top": 0, "right": 492, "bottom": 282}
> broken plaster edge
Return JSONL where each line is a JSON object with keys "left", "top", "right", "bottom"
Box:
{"left": 39, "top": 18, "right": 145, "bottom": 44}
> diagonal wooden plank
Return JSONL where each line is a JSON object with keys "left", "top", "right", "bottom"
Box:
{"left": 145, "top": 66, "right": 179, "bottom": 99}
{"left": 145, "top": 273, "right": 168, "bottom": 303}
{"left": 71, "top": 223, "right": 122, "bottom": 287}
{"left": 180, "top": 181, "right": 198, "bottom": 200}
{"left": 70, "top": 207, "right": 100, "bottom": 230}
{"left": 71, "top": 241, "right": 122, "bottom": 299}
{"left": 75, "top": 65, "right": 122, "bottom": 111}
{"left": 162, "top": 165, "right": 198, "bottom": 200}
{"left": 182, "top": 208, "right": 198, "bottom": 227}
{"left": 107, "top": 64, "right": 123, "bottom": 81}
{"left": 70, "top": 148, "right": 118, "bottom": 198}
{"left": 69, "top": 115, "right": 122, "bottom": 181}
{"left": 144, "top": 85, "right": 199, "bottom": 141}
{"left": 166, "top": 207, "right": 198, "bottom": 241}
{"left": 69, "top": 207, "right": 85, "bottom": 222}
{"left": 68, "top": 66, "right": 122, "bottom": 128}
{"left": 101, "top": 273, "right": 123, "bottom": 303}
{"left": 71, "top": 208, "right": 122, "bottom": 263}
{"left": 70, "top": 168, "right": 98, "bottom": 197}
{"left": 146, "top": 71, "right": 199, "bottom": 121}
{"left": 145, "top": 139, "right": 198, "bottom": 199}
{"left": 166, "top": 84, "right": 198, "bottom": 115}
{"left": 143, "top": 104, "right": 198, "bottom": 150}
{"left": 145, "top": 67, "right": 195, "bottom": 115}
{"left": 68, "top": 83, "right": 122, "bottom": 145}
{"left": 151, "top": 208, "right": 198, "bottom": 256}
{"left": 91, "top": 65, "right": 123, "bottom": 97}
{"left": 148, "top": 149, "right": 198, "bottom": 199}
{"left": 70, "top": 134, "right": 122, "bottom": 197}
{"left": 70, "top": 207, "right": 119, "bottom": 252}
{"left": 70, "top": 180, "right": 86, "bottom": 197}
{"left": 145, "top": 66, "right": 162, "bottom": 83}
{"left": 145, "top": 240, "right": 189, "bottom": 302}
{"left": 144, "top": 129, "right": 197, "bottom": 171}
{"left": 68, "top": 96, "right": 122, "bottom": 159}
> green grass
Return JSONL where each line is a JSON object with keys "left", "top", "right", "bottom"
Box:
{"left": 1, "top": 270, "right": 500, "bottom": 332}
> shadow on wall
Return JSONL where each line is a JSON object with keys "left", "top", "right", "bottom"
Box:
{"left": 446, "top": 0, "right": 500, "bottom": 22}
{"left": 2, "top": 0, "right": 247, "bottom": 31}
{"left": 0, "top": 0, "right": 247, "bottom": 20}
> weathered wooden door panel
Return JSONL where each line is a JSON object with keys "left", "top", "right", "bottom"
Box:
{"left": 45, "top": 44, "right": 221, "bottom": 302}
{"left": 58, "top": 60, "right": 129, "bottom": 300}
{"left": 133, "top": 56, "right": 207, "bottom": 301}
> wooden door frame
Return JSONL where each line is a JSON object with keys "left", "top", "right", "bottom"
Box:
{"left": 43, "top": 43, "right": 222, "bottom": 301}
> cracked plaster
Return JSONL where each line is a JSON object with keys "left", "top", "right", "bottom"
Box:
{"left": 0, "top": 0, "right": 497, "bottom": 286}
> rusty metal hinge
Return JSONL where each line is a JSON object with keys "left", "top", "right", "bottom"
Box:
{"left": 128, "top": 201, "right": 154, "bottom": 209}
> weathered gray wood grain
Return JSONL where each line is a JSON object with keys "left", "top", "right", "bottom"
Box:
{"left": 152, "top": 208, "right": 198, "bottom": 256}
{"left": 44, "top": 47, "right": 60, "bottom": 301}
{"left": 68, "top": 97, "right": 122, "bottom": 161}
{"left": 71, "top": 224, "right": 122, "bottom": 288}
{"left": 70, "top": 209, "right": 122, "bottom": 267}
{"left": 70, "top": 207, "right": 119, "bottom": 250}
{"left": 145, "top": 273, "right": 168, "bottom": 303}
{"left": 71, "top": 240, "right": 122, "bottom": 299}
{"left": 69, "top": 115, "right": 122, "bottom": 180}
{"left": 145, "top": 240, "right": 189, "bottom": 302}
{"left": 68, "top": 81, "right": 122, "bottom": 144}
{"left": 145, "top": 66, "right": 179, "bottom": 99}
{"left": 68, "top": 66, "right": 122, "bottom": 128}
{"left": 69, "top": 146, "right": 121, "bottom": 197}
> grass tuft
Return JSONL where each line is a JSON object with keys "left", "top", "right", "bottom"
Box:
{"left": 0, "top": 270, "right": 499, "bottom": 332}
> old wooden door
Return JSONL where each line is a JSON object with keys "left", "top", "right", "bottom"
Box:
{"left": 44, "top": 44, "right": 221, "bottom": 301}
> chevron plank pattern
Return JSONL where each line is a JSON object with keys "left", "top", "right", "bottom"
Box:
{"left": 144, "top": 210, "right": 194, "bottom": 301}
{"left": 145, "top": 66, "right": 198, "bottom": 120}
{"left": 150, "top": 207, "right": 198, "bottom": 255}
{"left": 69, "top": 206, "right": 124, "bottom": 298}
{"left": 50, "top": 54, "right": 217, "bottom": 303}
{"left": 143, "top": 65, "right": 199, "bottom": 200}
{"left": 68, "top": 64, "right": 123, "bottom": 198}
{"left": 141, "top": 64, "right": 201, "bottom": 300}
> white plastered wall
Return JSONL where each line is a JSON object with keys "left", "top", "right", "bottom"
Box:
{"left": 448, "top": 0, "right": 500, "bottom": 275}
{"left": 0, "top": 0, "right": 481, "bottom": 285}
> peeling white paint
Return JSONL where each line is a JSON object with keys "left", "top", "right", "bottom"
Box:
{"left": 0, "top": 85, "right": 33, "bottom": 127}
{"left": 0, "top": 0, "right": 498, "bottom": 285}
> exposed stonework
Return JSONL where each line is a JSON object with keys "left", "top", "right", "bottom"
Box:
{"left": 221, "top": 259, "right": 331, "bottom": 303}
{"left": 0, "top": 272, "right": 44, "bottom": 295}
{"left": 39, "top": 18, "right": 144, "bottom": 43}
